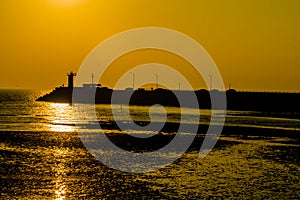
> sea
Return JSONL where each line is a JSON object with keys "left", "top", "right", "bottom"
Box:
{"left": 1, "top": 89, "right": 300, "bottom": 199}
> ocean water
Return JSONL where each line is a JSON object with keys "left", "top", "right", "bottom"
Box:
{"left": 0, "top": 89, "right": 299, "bottom": 133}
{"left": 1, "top": 89, "right": 300, "bottom": 199}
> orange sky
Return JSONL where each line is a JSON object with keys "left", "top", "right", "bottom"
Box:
{"left": 0, "top": 0, "right": 299, "bottom": 91}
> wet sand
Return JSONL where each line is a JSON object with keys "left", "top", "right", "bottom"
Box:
{"left": 1, "top": 125, "right": 300, "bottom": 199}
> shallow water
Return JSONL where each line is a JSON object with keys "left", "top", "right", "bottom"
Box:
{"left": 1, "top": 131, "right": 299, "bottom": 199}
{"left": 142, "top": 138, "right": 300, "bottom": 199}
{"left": 1, "top": 89, "right": 300, "bottom": 199}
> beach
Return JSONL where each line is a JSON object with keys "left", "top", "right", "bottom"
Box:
{"left": 1, "top": 126, "right": 300, "bottom": 199}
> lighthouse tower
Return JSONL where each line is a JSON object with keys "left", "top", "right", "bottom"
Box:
{"left": 67, "top": 71, "right": 76, "bottom": 88}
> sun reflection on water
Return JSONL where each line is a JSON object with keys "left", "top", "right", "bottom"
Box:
{"left": 53, "top": 148, "right": 68, "bottom": 200}
{"left": 47, "top": 103, "right": 76, "bottom": 198}
{"left": 50, "top": 123, "right": 76, "bottom": 132}
{"left": 48, "top": 103, "right": 76, "bottom": 132}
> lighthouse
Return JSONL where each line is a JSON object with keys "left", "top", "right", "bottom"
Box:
{"left": 67, "top": 71, "right": 76, "bottom": 88}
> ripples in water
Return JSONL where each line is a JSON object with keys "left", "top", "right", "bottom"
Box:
{"left": 1, "top": 89, "right": 300, "bottom": 198}
{"left": 1, "top": 131, "right": 299, "bottom": 199}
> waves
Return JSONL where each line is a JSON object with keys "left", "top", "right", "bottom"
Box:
{"left": 0, "top": 89, "right": 299, "bottom": 133}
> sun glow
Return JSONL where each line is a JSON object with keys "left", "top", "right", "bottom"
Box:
{"left": 49, "top": 103, "right": 76, "bottom": 132}
{"left": 48, "top": 0, "right": 86, "bottom": 8}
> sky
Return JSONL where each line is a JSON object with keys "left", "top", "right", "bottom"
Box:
{"left": 0, "top": 0, "right": 299, "bottom": 91}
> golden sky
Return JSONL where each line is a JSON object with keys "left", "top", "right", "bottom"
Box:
{"left": 0, "top": 0, "right": 299, "bottom": 91}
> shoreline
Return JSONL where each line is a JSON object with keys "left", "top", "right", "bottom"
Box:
{"left": 1, "top": 121, "right": 299, "bottom": 137}
{"left": 1, "top": 123, "right": 299, "bottom": 152}
{"left": 1, "top": 122, "right": 300, "bottom": 198}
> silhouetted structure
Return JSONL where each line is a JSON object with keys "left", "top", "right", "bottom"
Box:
{"left": 67, "top": 71, "right": 76, "bottom": 88}
{"left": 37, "top": 72, "right": 300, "bottom": 112}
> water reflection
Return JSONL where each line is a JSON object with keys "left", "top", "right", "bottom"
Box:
{"left": 53, "top": 148, "right": 68, "bottom": 200}
{"left": 48, "top": 103, "right": 76, "bottom": 132}
{"left": 50, "top": 124, "right": 76, "bottom": 132}
{"left": 47, "top": 104, "right": 73, "bottom": 198}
